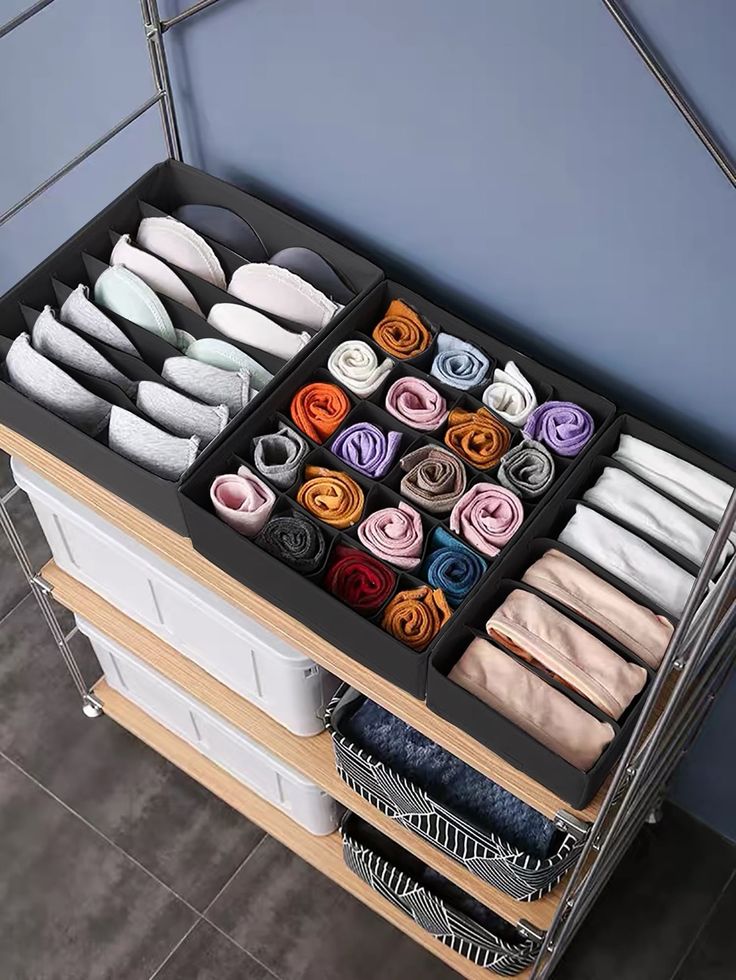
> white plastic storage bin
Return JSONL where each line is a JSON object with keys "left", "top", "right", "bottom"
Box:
{"left": 11, "top": 457, "right": 334, "bottom": 737}
{"left": 78, "top": 616, "right": 338, "bottom": 836}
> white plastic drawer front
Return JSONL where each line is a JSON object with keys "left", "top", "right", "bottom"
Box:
{"left": 12, "top": 457, "right": 327, "bottom": 736}
{"left": 77, "top": 616, "right": 338, "bottom": 836}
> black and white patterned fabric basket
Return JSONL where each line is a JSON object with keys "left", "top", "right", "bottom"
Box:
{"left": 326, "top": 686, "right": 583, "bottom": 902}
{"left": 341, "top": 815, "right": 539, "bottom": 976}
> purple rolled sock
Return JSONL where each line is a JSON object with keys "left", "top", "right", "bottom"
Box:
{"left": 523, "top": 401, "right": 594, "bottom": 457}
{"left": 331, "top": 421, "right": 403, "bottom": 478}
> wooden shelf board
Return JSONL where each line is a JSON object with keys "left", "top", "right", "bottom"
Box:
{"left": 1, "top": 423, "right": 603, "bottom": 824}
{"left": 46, "top": 558, "right": 561, "bottom": 931}
{"left": 96, "top": 679, "right": 535, "bottom": 980}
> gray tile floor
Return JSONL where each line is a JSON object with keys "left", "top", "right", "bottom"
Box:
{"left": 1, "top": 449, "right": 734, "bottom": 980}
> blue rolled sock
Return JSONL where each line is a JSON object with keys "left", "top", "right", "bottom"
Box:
{"left": 422, "top": 525, "right": 487, "bottom": 606}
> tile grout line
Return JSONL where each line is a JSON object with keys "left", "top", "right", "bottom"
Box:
{"left": 202, "top": 918, "right": 283, "bottom": 980}
{"left": 667, "top": 866, "right": 736, "bottom": 980}
{"left": 202, "top": 832, "right": 269, "bottom": 916}
{"left": 0, "top": 586, "right": 33, "bottom": 631}
{"left": 0, "top": 750, "right": 202, "bottom": 918}
{"left": 147, "top": 918, "right": 202, "bottom": 980}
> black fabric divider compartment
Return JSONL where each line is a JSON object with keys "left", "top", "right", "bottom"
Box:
{"left": 427, "top": 413, "right": 735, "bottom": 808}
{"left": 340, "top": 813, "right": 540, "bottom": 975}
{"left": 180, "top": 279, "right": 615, "bottom": 695}
{"left": 0, "top": 160, "right": 382, "bottom": 536}
{"left": 327, "top": 685, "right": 581, "bottom": 902}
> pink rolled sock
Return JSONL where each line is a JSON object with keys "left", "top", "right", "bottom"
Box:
{"left": 450, "top": 482, "right": 524, "bottom": 557}
{"left": 210, "top": 464, "right": 276, "bottom": 537}
{"left": 385, "top": 376, "right": 448, "bottom": 431}
{"left": 358, "top": 500, "right": 424, "bottom": 570}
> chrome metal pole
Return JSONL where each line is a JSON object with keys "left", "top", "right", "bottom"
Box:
{"left": 139, "top": 0, "right": 183, "bottom": 160}
{"left": 0, "top": 92, "right": 165, "bottom": 228}
{"left": 161, "top": 0, "right": 226, "bottom": 32}
{"left": 0, "top": 0, "right": 55, "bottom": 40}
{"left": 601, "top": 0, "right": 736, "bottom": 188}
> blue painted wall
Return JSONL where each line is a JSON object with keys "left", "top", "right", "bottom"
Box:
{"left": 1, "top": 0, "right": 734, "bottom": 837}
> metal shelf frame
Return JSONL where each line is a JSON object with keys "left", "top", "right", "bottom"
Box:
{"left": 0, "top": 2, "right": 734, "bottom": 977}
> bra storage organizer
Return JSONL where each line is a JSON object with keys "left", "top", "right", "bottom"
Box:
{"left": 2, "top": 3, "right": 735, "bottom": 979}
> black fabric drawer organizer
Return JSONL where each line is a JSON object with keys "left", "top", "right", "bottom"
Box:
{"left": 180, "top": 280, "right": 615, "bottom": 696}
{"left": 0, "top": 160, "right": 382, "bottom": 534}
{"left": 341, "top": 813, "right": 540, "bottom": 975}
{"left": 327, "top": 684, "right": 581, "bottom": 901}
{"left": 427, "top": 414, "right": 736, "bottom": 809}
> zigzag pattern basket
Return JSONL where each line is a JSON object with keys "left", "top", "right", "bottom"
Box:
{"left": 326, "top": 686, "right": 583, "bottom": 902}
{"left": 341, "top": 814, "right": 540, "bottom": 976}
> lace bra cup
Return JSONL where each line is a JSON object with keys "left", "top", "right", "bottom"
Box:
{"left": 172, "top": 204, "right": 268, "bottom": 262}
{"left": 110, "top": 234, "right": 203, "bottom": 316}
{"left": 184, "top": 337, "right": 274, "bottom": 392}
{"left": 268, "top": 247, "right": 354, "bottom": 305}
{"left": 207, "top": 303, "right": 309, "bottom": 361}
{"left": 137, "top": 215, "right": 227, "bottom": 289}
{"left": 228, "top": 263, "right": 340, "bottom": 330}
{"left": 93, "top": 266, "right": 178, "bottom": 347}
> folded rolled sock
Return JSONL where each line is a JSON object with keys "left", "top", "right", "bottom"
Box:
{"left": 497, "top": 438, "right": 555, "bottom": 499}
{"left": 449, "top": 637, "right": 615, "bottom": 771}
{"left": 585, "top": 466, "right": 733, "bottom": 573}
{"left": 613, "top": 434, "right": 736, "bottom": 542}
{"left": 444, "top": 406, "right": 511, "bottom": 469}
{"left": 31, "top": 306, "right": 137, "bottom": 399}
{"left": 358, "top": 500, "right": 424, "bottom": 570}
{"left": 422, "top": 526, "right": 487, "bottom": 606}
{"left": 290, "top": 381, "right": 350, "bottom": 443}
{"left": 331, "top": 421, "right": 402, "bottom": 478}
{"left": 450, "top": 483, "right": 524, "bottom": 558}
{"left": 108, "top": 406, "right": 199, "bottom": 481}
{"left": 210, "top": 464, "right": 276, "bottom": 537}
{"left": 136, "top": 381, "right": 229, "bottom": 445}
{"left": 60, "top": 284, "right": 139, "bottom": 356}
{"left": 6, "top": 333, "right": 111, "bottom": 437}
{"left": 161, "top": 356, "right": 251, "bottom": 418}
{"left": 522, "top": 548, "right": 674, "bottom": 669}
{"left": 296, "top": 466, "right": 365, "bottom": 528}
{"left": 255, "top": 513, "right": 327, "bottom": 573}
{"left": 430, "top": 333, "right": 490, "bottom": 390}
{"left": 486, "top": 590, "right": 647, "bottom": 720}
{"left": 482, "top": 361, "right": 537, "bottom": 425}
{"left": 325, "top": 543, "right": 397, "bottom": 614}
{"left": 252, "top": 424, "right": 308, "bottom": 489}
{"left": 382, "top": 585, "right": 451, "bottom": 651}
{"left": 523, "top": 401, "right": 594, "bottom": 457}
{"left": 399, "top": 445, "right": 467, "bottom": 514}
{"left": 327, "top": 339, "right": 393, "bottom": 397}
{"left": 558, "top": 504, "right": 696, "bottom": 618}
{"left": 385, "top": 376, "right": 448, "bottom": 431}
{"left": 372, "top": 300, "right": 433, "bottom": 359}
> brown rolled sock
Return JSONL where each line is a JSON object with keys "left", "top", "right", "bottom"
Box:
{"left": 444, "top": 406, "right": 511, "bottom": 470}
{"left": 382, "top": 585, "right": 451, "bottom": 651}
{"left": 296, "top": 466, "right": 365, "bottom": 529}
{"left": 399, "top": 445, "right": 467, "bottom": 514}
{"left": 372, "top": 299, "right": 433, "bottom": 359}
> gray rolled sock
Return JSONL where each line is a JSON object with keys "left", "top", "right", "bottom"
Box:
{"left": 32, "top": 307, "right": 137, "bottom": 399}
{"left": 497, "top": 438, "right": 555, "bottom": 499}
{"left": 108, "top": 406, "right": 200, "bottom": 481}
{"left": 60, "top": 284, "right": 139, "bottom": 357}
{"left": 161, "top": 356, "right": 251, "bottom": 417}
{"left": 252, "top": 424, "right": 309, "bottom": 489}
{"left": 6, "top": 333, "right": 111, "bottom": 436}
{"left": 136, "top": 380, "right": 229, "bottom": 445}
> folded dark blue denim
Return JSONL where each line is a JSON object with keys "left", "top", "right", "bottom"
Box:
{"left": 343, "top": 698, "right": 557, "bottom": 858}
{"left": 421, "top": 526, "right": 487, "bottom": 606}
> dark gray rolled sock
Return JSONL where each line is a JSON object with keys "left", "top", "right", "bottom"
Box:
{"left": 252, "top": 424, "right": 309, "bottom": 489}
{"left": 108, "top": 406, "right": 200, "bottom": 481}
{"left": 5, "top": 333, "right": 111, "bottom": 436}
{"left": 32, "top": 307, "right": 137, "bottom": 399}
{"left": 497, "top": 438, "right": 555, "bottom": 499}
{"left": 255, "top": 513, "right": 327, "bottom": 573}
